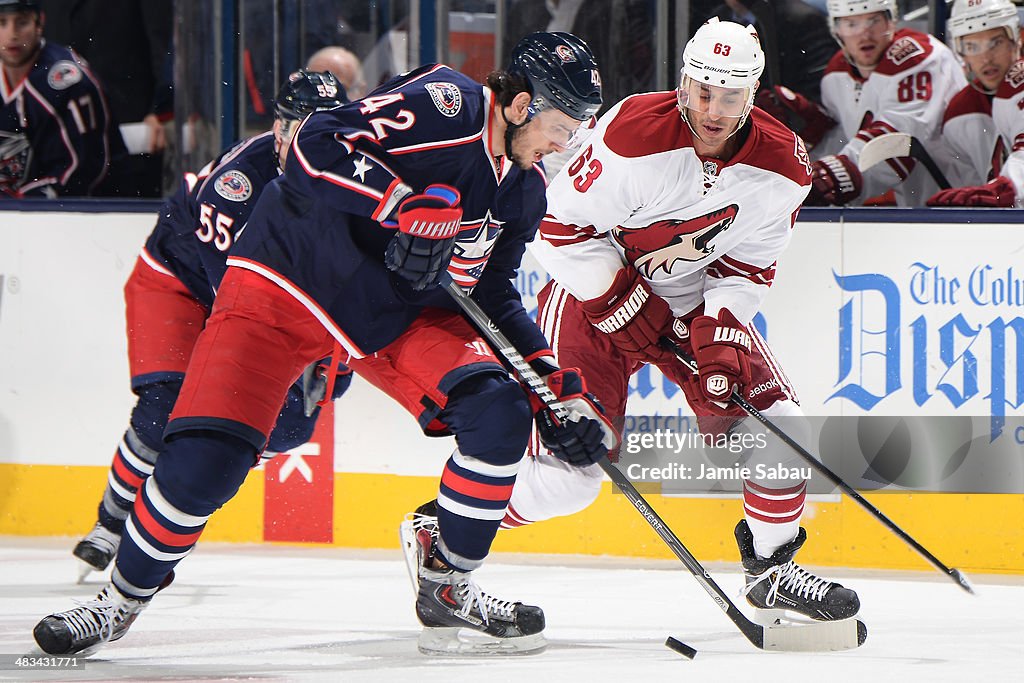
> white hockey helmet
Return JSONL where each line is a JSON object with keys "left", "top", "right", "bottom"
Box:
{"left": 948, "top": 0, "right": 1021, "bottom": 52}
{"left": 678, "top": 19, "right": 764, "bottom": 141}
{"left": 826, "top": 0, "right": 898, "bottom": 21}
{"left": 681, "top": 18, "right": 765, "bottom": 90}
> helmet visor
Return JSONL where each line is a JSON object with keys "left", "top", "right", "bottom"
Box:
{"left": 958, "top": 33, "right": 1016, "bottom": 56}
{"left": 528, "top": 97, "right": 594, "bottom": 149}
{"left": 677, "top": 76, "right": 753, "bottom": 119}
{"left": 834, "top": 13, "right": 889, "bottom": 38}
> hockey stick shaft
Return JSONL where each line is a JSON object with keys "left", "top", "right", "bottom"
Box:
{"left": 442, "top": 279, "right": 766, "bottom": 648}
{"left": 859, "top": 133, "right": 951, "bottom": 190}
{"left": 909, "top": 137, "right": 951, "bottom": 190}
{"left": 660, "top": 337, "right": 974, "bottom": 594}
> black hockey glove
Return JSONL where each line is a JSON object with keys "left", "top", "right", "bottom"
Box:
{"left": 384, "top": 185, "right": 463, "bottom": 290}
{"left": 531, "top": 368, "right": 619, "bottom": 467}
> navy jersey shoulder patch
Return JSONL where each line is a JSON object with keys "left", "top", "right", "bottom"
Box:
{"left": 214, "top": 170, "right": 253, "bottom": 201}
{"left": 425, "top": 82, "right": 463, "bottom": 117}
{"left": 47, "top": 61, "right": 83, "bottom": 90}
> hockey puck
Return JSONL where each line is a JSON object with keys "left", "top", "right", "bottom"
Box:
{"left": 665, "top": 636, "right": 697, "bottom": 659}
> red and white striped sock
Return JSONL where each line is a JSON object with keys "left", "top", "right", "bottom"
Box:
{"left": 743, "top": 479, "right": 806, "bottom": 558}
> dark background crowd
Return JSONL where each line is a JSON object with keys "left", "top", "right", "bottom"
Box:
{"left": 1, "top": 0, "right": 1020, "bottom": 206}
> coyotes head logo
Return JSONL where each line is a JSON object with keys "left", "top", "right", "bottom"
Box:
{"left": 612, "top": 204, "right": 739, "bottom": 277}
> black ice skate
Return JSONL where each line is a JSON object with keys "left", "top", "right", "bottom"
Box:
{"left": 72, "top": 522, "right": 121, "bottom": 582}
{"left": 735, "top": 520, "right": 860, "bottom": 624}
{"left": 399, "top": 500, "right": 546, "bottom": 655}
{"left": 33, "top": 584, "right": 148, "bottom": 656}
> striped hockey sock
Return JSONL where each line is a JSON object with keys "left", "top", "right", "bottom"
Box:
{"left": 114, "top": 476, "right": 210, "bottom": 599}
{"left": 435, "top": 450, "right": 518, "bottom": 571}
{"left": 743, "top": 479, "right": 807, "bottom": 558}
{"left": 97, "top": 428, "right": 159, "bottom": 532}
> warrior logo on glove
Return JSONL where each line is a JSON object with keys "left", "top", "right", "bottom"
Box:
{"left": 705, "top": 375, "right": 732, "bottom": 398}
{"left": 384, "top": 184, "right": 464, "bottom": 290}
{"left": 592, "top": 282, "right": 649, "bottom": 333}
{"left": 690, "top": 309, "right": 753, "bottom": 403}
{"left": 612, "top": 204, "right": 739, "bottom": 277}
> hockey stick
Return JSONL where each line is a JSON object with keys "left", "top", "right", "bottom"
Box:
{"left": 660, "top": 337, "right": 975, "bottom": 595}
{"left": 444, "top": 278, "right": 866, "bottom": 652}
{"left": 858, "top": 132, "right": 951, "bottom": 189}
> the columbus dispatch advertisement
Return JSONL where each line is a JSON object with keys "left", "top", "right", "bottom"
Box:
{"left": 613, "top": 414, "right": 1024, "bottom": 495}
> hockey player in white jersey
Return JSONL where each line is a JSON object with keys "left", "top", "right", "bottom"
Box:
{"left": 404, "top": 19, "right": 861, "bottom": 626}
{"left": 929, "top": 56, "right": 1024, "bottom": 207}
{"left": 936, "top": 0, "right": 1021, "bottom": 188}
{"left": 804, "top": 0, "right": 968, "bottom": 206}
{"left": 928, "top": 0, "right": 1024, "bottom": 207}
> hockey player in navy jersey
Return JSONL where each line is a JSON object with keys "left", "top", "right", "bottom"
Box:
{"left": 34, "top": 32, "right": 615, "bottom": 657}
{"left": 69, "top": 70, "right": 350, "bottom": 581}
{"left": 0, "top": 0, "right": 126, "bottom": 197}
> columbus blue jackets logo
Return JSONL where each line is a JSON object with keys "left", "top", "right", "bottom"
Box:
{"left": 47, "top": 61, "right": 83, "bottom": 91}
{"left": 612, "top": 205, "right": 739, "bottom": 277}
{"left": 446, "top": 212, "right": 503, "bottom": 288}
{"left": 555, "top": 44, "right": 577, "bottom": 63}
{"left": 0, "top": 131, "right": 31, "bottom": 186}
{"left": 425, "top": 82, "right": 462, "bottom": 117}
{"left": 214, "top": 170, "right": 253, "bottom": 201}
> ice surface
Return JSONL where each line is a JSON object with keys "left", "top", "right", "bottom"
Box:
{"left": 0, "top": 537, "right": 1020, "bottom": 682}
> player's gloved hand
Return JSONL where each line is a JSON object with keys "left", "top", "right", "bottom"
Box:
{"left": 805, "top": 154, "right": 862, "bottom": 206}
{"left": 754, "top": 86, "right": 836, "bottom": 148}
{"left": 581, "top": 267, "right": 677, "bottom": 364}
{"left": 689, "top": 309, "right": 752, "bottom": 410}
{"left": 384, "top": 185, "right": 463, "bottom": 290}
{"left": 531, "top": 368, "right": 619, "bottom": 466}
{"left": 927, "top": 176, "right": 1016, "bottom": 207}
{"left": 301, "top": 361, "right": 354, "bottom": 417}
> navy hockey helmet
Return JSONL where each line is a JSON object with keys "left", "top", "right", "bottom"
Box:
{"left": 274, "top": 70, "right": 347, "bottom": 122}
{"left": 508, "top": 32, "right": 602, "bottom": 121}
{"left": 0, "top": 0, "right": 41, "bottom": 13}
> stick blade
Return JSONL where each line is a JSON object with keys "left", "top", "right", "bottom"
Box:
{"left": 858, "top": 133, "right": 912, "bottom": 172}
{"left": 951, "top": 568, "right": 976, "bottom": 595}
{"left": 762, "top": 618, "right": 866, "bottom": 652}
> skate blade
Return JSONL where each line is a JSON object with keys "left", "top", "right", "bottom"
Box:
{"left": 752, "top": 606, "right": 856, "bottom": 627}
{"left": 417, "top": 627, "right": 547, "bottom": 656}
{"left": 752, "top": 607, "right": 807, "bottom": 627}
{"left": 76, "top": 561, "right": 95, "bottom": 584}
{"left": 762, "top": 617, "right": 867, "bottom": 652}
{"left": 398, "top": 518, "right": 420, "bottom": 594}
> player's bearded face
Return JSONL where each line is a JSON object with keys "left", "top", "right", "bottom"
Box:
{"left": 834, "top": 11, "right": 894, "bottom": 69}
{"left": 508, "top": 107, "right": 587, "bottom": 169}
{"left": 677, "top": 79, "right": 750, "bottom": 148}
{"left": 0, "top": 11, "right": 42, "bottom": 70}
